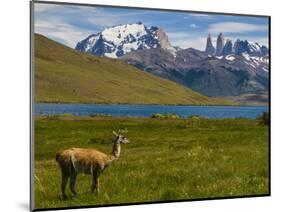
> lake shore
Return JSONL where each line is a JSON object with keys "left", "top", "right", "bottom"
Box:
{"left": 34, "top": 103, "right": 269, "bottom": 119}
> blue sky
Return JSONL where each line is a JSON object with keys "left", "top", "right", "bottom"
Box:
{"left": 34, "top": 2, "right": 269, "bottom": 50}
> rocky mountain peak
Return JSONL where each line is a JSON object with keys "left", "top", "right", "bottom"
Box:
{"left": 205, "top": 34, "right": 215, "bottom": 55}
{"left": 156, "top": 28, "right": 177, "bottom": 56}
{"left": 216, "top": 32, "right": 225, "bottom": 56}
{"left": 75, "top": 23, "right": 176, "bottom": 58}
{"left": 205, "top": 33, "right": 268, "bottom": 57}
{"left": 233, "top": 39, "right": 268, "bottom": 57}
{"left": 222, "top": 39, "right": 233, "bottom": 55}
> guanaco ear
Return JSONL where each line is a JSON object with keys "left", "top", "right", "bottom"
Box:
{"left": 113, "top": 130, "right": 118, "bottom": 136}
{"left": 119, "top": 129, "right": 128, "bottom": 133}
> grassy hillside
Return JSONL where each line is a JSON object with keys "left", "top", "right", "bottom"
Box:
{"left": 34, "top": 116, "right": 269, "bottom": 209}
{"left": 34, "top": 34, "right": 233, "bottom": 105}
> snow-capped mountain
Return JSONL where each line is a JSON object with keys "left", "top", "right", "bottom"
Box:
{"left": 75, "top": 22, "right": 176, "bottom": 58}
{"left": 233, "top": 39, "right": 268, "bottom": 57}
{"left": 122, "top": 33, "right": 269, "bottom": 97}
{"left": 205, "top": 33, "right": 269, "bottom": 75}
{"left": 214, "top": 52, "right": 269, "bottom": 75}
{"left": 205, "top": 33, "right": 269, "bottom": 57}
{"left": 75, "top": 25, "right": 269, "bottom": 98}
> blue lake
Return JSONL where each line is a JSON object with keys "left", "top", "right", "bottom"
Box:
{"left": 35, "top": 103, "right": 268, "bottom": 119}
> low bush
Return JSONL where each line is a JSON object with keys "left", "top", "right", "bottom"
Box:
{"left": 90, "top": 113, "right": 112, "bottom": 117}
{"left": 256, "top": 112, "right": 269, "bottom": 126}
{"left": 151, "top": 113, "right": 180, "bottom": 119}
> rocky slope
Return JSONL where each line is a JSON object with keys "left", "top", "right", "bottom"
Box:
{"left": 122, "top": 33, "right": 269, "bottom": 97}
{"left": 76, "top": 25, "right": 269, "bottom": 99}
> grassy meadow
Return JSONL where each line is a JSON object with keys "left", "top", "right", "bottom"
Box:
{"left": 34, "top": 115, "right": 269, "bottom": 209}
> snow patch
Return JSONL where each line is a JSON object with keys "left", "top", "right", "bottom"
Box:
{"left": 248, "top": 41, "right": 261, "bottom": 53}
{"left": 225, "top": 55, "right": 235, "bottom": 61}
{"left": 262, "top": 67, "right": 269, "bottom": 72}
{"left": 104, "top": 51, "right": 118, "bottom": 58}
{"left": 245, "top": 61, "right": 256, "bottom": 68}
{"left": 123, "top": 42, "right": 140, "bottom": 54}
{"left": 242, "top": 53, "right": 250, "bottom": 61}
{"left": 102, "top": 23, "right": 147, "bottom": 47}
{"left": 84, "top": 35, "right": 100, "bottom": 52}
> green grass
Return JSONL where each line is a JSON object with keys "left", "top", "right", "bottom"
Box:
{"left": 34, "top": 34, "right": 233, "bottom": 105}
{"left": 34, "top": 116, "right": 269, "bottom": 209}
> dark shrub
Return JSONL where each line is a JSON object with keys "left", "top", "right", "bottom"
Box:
{"left": 90, "top": 113, "right": 112, "bottom": 117}
{"left": 256, "top": 112, "right": 269, "bottom": 126}
{"left": 151, "top": 113, "right": 165, "bottom": 118}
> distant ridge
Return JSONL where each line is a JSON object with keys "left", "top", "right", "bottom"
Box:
{"left": 122, "top": 32, "right": 269, "bottom": 98}
{"left": 35, "top": 34, "right": 232, "bottom": 105}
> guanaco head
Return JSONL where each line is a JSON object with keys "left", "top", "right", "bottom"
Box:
{"left": 113, "top": 130, "right": 130, "bottom": 144}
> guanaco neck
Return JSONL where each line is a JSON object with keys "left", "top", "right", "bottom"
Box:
{"left": 110, "top": 141, "right": 121, "bottom": 160}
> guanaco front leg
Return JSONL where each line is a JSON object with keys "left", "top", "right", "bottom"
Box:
{"left": 92, "top": 172, "right": 100, "bottom": 194}
{"left": 70, "top": 172, "right": 77, "bottom": 197}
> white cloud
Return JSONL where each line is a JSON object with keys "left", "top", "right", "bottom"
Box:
{"left": 167, "top": 31, "right": 268, "bottom": 50}
{"left": 35, "top": 18, "right": 92, "bottom": 47}
{"left": 184, "top": 13, "right": 214, "bottom": 20}
{"left": 33, "top": 3, "right": 268, "bottom": 50}
{"left": 87, "top": 11, "right": 150, "bottom": 27}
{"left": 174, "top": 37, "right": 206, "bottom": 50}
{"left": 34, "top": 3, "right": 150, "bottom": 47}
{"left": 88, "top": 17, "right": 123, "bottom": 27}
{"left": 189, "top": 13, "right": 210, "bottom": 17}
{"left": 208, "top": 22, "right": 268, "bottom": 34}
{"left": 167, "top": 32, "right": 206, "bottom": 50}
{"left": 189, "top": 23, "right": 198, "bottom": 28}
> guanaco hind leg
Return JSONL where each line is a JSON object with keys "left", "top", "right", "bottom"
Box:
{"left": 61, "top": 174, "right": 69, "bottom": 199}
{"left": 70, "top": 172, "right": 77, "bottom": 197}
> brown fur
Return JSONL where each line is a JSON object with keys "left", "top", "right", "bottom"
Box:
{"left": 56, "top": 131, "right": 129, "bottom": 199}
